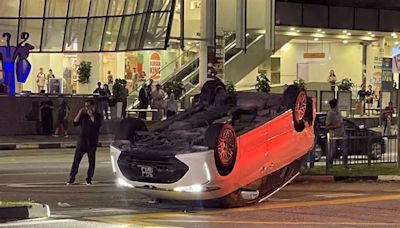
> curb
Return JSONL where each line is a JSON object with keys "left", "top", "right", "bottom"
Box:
{"left": 298, "top": 175, "right": 400, "bottom": 182}
{"left": 0, "top": 204, "right": 50, "bottom": 221}
{"left": 0, "top": 142, "right": 111, "bottom": 151}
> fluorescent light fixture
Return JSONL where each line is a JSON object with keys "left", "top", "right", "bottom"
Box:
{"left": 117, "top": 178, "right": 133, "bottom": 188}
{"left": 290, "top": 27, "right": 295, "bottom": 31}
{"left": 343, "top": 40, "right": 348, "bottom": 44}
{"left": 110, "top": 156, "right": 116, "bottom": 173}
{"left": 174, "top": 184, "right": 204, "bottom": 193}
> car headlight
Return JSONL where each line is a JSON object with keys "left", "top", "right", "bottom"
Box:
{"left": 173, "top": 184, "right": 204, "bottom": 193}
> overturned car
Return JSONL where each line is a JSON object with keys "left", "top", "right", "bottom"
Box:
{"left": 110, "top": 80, "right": 315, "bottom": 207}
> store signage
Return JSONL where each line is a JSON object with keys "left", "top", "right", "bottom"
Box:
{"left": 381, "top": 57, "right": 393, "bottom": 92}
{"left": 0, "top": 32, "right": 34, "bottom": 95}
{"left": 149, "top": 52, "right": 161, "bottom": 80}
{"left": 303, "top": 53, "right": 325, "bottom": 59}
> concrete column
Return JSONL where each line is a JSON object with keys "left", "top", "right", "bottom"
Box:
{"left": 77, "top": 53, "right": 102, "bottom": 94}
{"left": 199, "top": 0, "right": 209, "bottom": 85}
{"left": 361, "top": 42, "right": 368, "bottom": 89}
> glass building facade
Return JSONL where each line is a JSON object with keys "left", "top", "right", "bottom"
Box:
{"left": 0, "top": 0, "right": 176, "bottom": 52}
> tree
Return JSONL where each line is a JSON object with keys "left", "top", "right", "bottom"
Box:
{"left": 77, "top": 61, "right": 92, "bottom": 84}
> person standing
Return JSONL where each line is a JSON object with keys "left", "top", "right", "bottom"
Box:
{"left": 54, "top": 95, "right": 70, "bottom": 137}
{"left": 151, "top": 84, "right": 166, "bottom": 121}
{"left": 326, "top": 99, "right": 348, "bottom": 168}
{"left": 165, "top": 93, "right": 178, "bottom": 118}
{"left": 382, "top": 101, "right": 394, "bottom": 135}
{"left": 132, "top": 67, "right": 139, "bottom": 91}
{"left": 138, "top": 83, "right": 150, "bottom": 120}
{"left": 103, "top": 84, "right": 111, "bottom": 120}
{"left": 93, "top": 82, "right": 106, "bottom": 119}
{"left": 36, "top": 68, "right": 46, "bottom": 92}
{"left": 357, "top": 85, "right": 367, "bottom": 116}
{"left": 47, "top": 69, "right": 55, "bottom": 92}
{"left": 365, "top": 85, "right": 375, "bottom": 116}
{"left": 107, "top": 70, "right": 113, "bottom": 86}
{"left": 67, "top": 100, "right": 102, "bottom": 185}
{"left": 327, "top": 70, "right": 337, "bottom": 92}
{"left": 39, "top": 94, "right": 54, "bottom": 135}
{"left": 121, "top": 82, "right": 129, "bottom": 118}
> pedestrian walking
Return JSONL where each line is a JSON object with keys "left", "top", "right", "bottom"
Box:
{"left": 382, "top": 101, "right": 394, "bottom": 135}
{"left": 54, "top": 95, "right": 69, "bottom": 137}
{"left": 165, "top": 93, "right": 178, "bottom": 118}
{"left": 40, "top": 94, "right": 54, "bottom": 135}
{"left": 103, "top": 84, "right": 111, "bottom": 120}
{"left": 151, "top": 84, "right": 165, "bottom": 121}
{"left": 138, "top": 83, "right": 150, "bottom": 120}
{"left": 93, "top": 82, "right": 107, "bottom": 119}
{"left": 67, "top": 100, "right": 102, "bottom": 185}
{"left": 326, "top": 99, "right": 348, "bottom": 168}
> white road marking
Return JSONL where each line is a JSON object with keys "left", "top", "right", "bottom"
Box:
{"left": 0, "top": 219, "right": 76, "bottom": 227}
{"left": 314, "top": 193, "right": 366, "bottom": 198}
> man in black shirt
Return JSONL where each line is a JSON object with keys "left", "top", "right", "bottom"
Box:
{"left": 67, "top": 100, "right": 102, "bottom": 185}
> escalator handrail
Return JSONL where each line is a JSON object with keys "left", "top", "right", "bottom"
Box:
{"left": 225, "top": 34, "right": 264, "bottom": 65}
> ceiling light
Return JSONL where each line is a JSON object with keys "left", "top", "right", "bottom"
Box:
{"left": 106, "top": 31, "right": 111, "bottom": 35}
{"left": 371, "top": 34, "right": 375, "bottom": 37}
{"left": 290, "top": 27, "right": 295, "bottom": 31}
{"left": 343, "top": 30, "right": 347, "bottom": 34}
{"left": 322, "top": 31, "right": 326, "bottom": 34}
{"left": 343, "top": 40, "right": 348, "bottom": 44}
{"left": 317, "top": 29, "right": 321, "bottom": 32}
{"left": 148, "top": 41, "right": 152, "bottom": 44}
{"left": 246, "top": 33, "right": 250, "bottom": 37}
{"left": 396, "top": 41, "right": 399, "bottom": 45}
{"left": 314, "top": 38, "right": 319, "bottom": 41}
{"left": 368, "top": 32, "right": 372, "bottom": 35}
{"left": 188, "top": 42, "right": 192, "bottom": 45}
{"left": 296, "top": 30, "right": 300, "bottom": 33}
{"left": 347, "top": 33, "right": 351, "bottom": 36}
{"left": 392, "top": 32, "right": 397, "bottom": 37}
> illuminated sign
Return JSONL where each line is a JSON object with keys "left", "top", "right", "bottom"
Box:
{"left": 149, "top": 52, "right": 161, "bottom": 80}
{"left": 0, "top": 32, "right": 34, "bottom": 95}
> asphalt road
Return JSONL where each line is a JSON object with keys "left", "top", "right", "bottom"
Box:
{"left": 1, "top": 148, "right": 400, "bottom": 227}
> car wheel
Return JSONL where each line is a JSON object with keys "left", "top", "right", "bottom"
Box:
{"left": 205, "top": 123, "right": 237, "bottom": 176}
{"left": 283, "top": 86, "right": 308, "bottom": 132}
{"left": 199, "top": 80, "right": 226, "bottom": 105}
{"left": 370, "top": 139, "right": 384, "bottom": 160}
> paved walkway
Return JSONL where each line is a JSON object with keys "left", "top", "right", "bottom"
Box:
{"left": 0, "top": 135, "right": 114, "bottom": 150}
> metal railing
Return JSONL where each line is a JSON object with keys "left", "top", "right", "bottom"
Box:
{"left": 325, "top": 133, "right": 398, "bottom": 171}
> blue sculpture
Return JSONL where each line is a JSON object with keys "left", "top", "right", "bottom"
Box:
{"left": 0, "top": 32, "right": 34, "bottom": 95}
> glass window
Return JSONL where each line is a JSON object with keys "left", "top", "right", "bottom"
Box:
{"left": 124, "top": 0, "right": 138, "bottom": 14}
{"left": 19, "top": 19, "right": 43, "bottom": 51}
{"left": 21, "top": 0, "right": 45, "bottom": 17}
{"left": 0, "top": 20, "right": 18, "bottom": 46}
{"left": 45, "top": 0, "right": 69, "bottom": 17}
{"left": 152, "top": 0, "right": 173, "bottom": 12}
{"left": 90, "top": 0, "right": 109, "bottom": 16}
{"left": 108, "top": 0, "right": 126, "bottom": 16}
{"left": 143, "top": 12, "right": 169, "bottom": 49}
{"left": 68, "top": 0, "right": 90, "bottom": 17}
{"left": 102, "top": 17, "right": 122, "bottom": 51}
{"left": 128, "top": 14, "right": 144, "bottom": 50}
{"left": 84, "top": 18, "right": 106, "bottom": 51}
{"left": 136, "top": 0, "right": 149, "bottom": 13}
{"left": 0, "top": 0, "right": 20, "bottom": 18}
{"left": 64, "top": 19, "right": 87, "bottom": 51}
{"left": 117, "top": 16, "right": 135, "bottom": 50}
{"left": 42, "top": 19, "right": 66, "bottom": 51}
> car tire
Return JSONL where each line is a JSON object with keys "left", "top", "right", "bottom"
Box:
{"left": 369, "top": 139, "right": 384, "bottom": 160}
{"left": 199, "top": 80, "right": 226, "bottom": 105}
{"left": 114, "top": 118, "right": 148, "bottom": 143}
{"left": 283, "top": 86, "right": 308, "bottom": 132}
{"left": 205, "top": 123, "right": 237, "bottom": 176}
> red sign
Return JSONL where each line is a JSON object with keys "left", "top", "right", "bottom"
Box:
{"left": 149, "top": 52, "right": 161, "bottom": 80}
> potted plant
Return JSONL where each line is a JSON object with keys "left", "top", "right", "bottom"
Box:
{"left": 337, "top": 78, "right": 354, "bottom": 91}
{"left": 293, "top": 78, "right": 306, "bottom": 88}
{"left": 112, "top": 79, "right": 127, "bottom": 119}
{"left": 255, "top": 73, "right": 271, "bottom": 93}
{"left": 77, "top": 61, "right": 92, "bottom": 93}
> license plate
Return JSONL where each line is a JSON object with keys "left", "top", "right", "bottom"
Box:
{"left": 138, "top": 165, "right": 154, "bottom": 177}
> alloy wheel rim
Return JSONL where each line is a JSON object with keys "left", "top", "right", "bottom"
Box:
{"left": 217, "top": 128, "right": 235, "bottom": 166}
{"left": 295, "top": 90, "right": 307, "bottom": 124}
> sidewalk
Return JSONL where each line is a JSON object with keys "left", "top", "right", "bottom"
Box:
{"left": 0, "top": 135, "right": 114, "bottom": 150}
